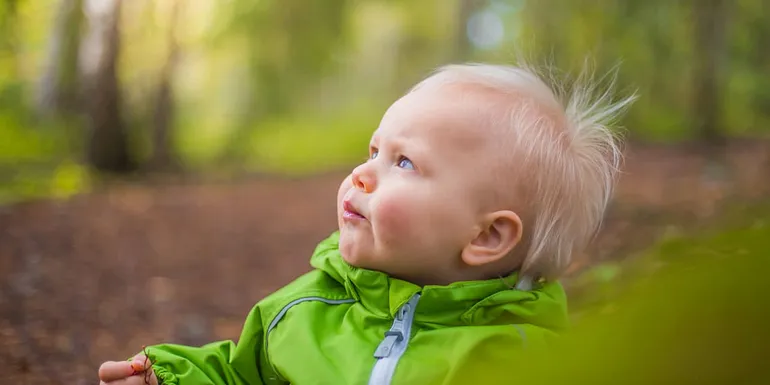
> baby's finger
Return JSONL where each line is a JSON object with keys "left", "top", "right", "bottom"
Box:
{"left": 98, "top": 360, "right": 135, "bottom": 382}
{"left": 130, "top": 353, "right": 153, "bottom": 373}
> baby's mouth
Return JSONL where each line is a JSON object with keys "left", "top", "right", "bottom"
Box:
{"left": 343, "top": 200, "right": 366, "bottom": 220}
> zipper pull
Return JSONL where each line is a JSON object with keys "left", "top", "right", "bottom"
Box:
{"left": 373, "top": 303, "right": 411, "bottom": 358}
{"left": 373, "top": 330, "right": 403, "bottom": 358}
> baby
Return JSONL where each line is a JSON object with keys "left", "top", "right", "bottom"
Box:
{"left": 99, "top": 62, "right": 635, "bottom": 385}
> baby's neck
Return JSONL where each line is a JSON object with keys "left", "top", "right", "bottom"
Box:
{"left": 393, "top": 264, "right": 520, "bottom": 287}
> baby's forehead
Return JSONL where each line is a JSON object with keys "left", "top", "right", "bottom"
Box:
{"left": 379, "top": 82, "right": 563, "bottom": 153}
{"left": 374, "top": 86, "right": 498, "bottom": 150}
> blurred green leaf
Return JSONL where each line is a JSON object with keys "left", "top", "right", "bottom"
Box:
{"left": 506, "top": 219, "right": 770, "bottom": 385}
{"left": 51, "top": 160, "right": 89, "bottom": 200}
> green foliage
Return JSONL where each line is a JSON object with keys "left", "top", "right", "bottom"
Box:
{"left": 0, "top": 116, "right": 60, "bottom": 162}
{"left": 508, "top": 205, "right": 770, "bottom": 384}
{"left": 212, "top": 0, "right": 352, "bottom": 118}
{"left": 242, "top": 105, "right": 379, "bottom": 175}
{"left": 0, "top": 110, "right": 89, "bottom": 204}
{"left": 518, "top": 0, "right": 770, "bottom": 141}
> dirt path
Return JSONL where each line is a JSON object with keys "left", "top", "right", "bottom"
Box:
{"left": 0, "top": 140, "right": 768, "bottom": 384}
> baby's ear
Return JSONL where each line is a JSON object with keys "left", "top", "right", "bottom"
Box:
{"left": 461, "top": 211, "right": 523, "bottom": 267}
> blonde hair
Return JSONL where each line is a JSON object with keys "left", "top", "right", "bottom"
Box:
{"left": 408, "top": 61, "right": 637, "bottom": 280}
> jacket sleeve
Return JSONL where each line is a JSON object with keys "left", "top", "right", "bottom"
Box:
{"left": 141, "top": 304, "right": 278, "bottom": 385}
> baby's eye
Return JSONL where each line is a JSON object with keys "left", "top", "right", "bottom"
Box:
{"left": 397, "top": 156, "right": 415, "bottom": 170}
{"left": 369, "top": 148, "right": 379, "bottom": 160}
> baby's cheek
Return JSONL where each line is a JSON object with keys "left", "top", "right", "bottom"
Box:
{"left": 373, "top": 197, "right": 415, "bottom": 242}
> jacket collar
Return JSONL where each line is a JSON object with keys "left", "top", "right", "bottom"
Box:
{"left": 310, "top": 231, "right": 569, "bottom": 331}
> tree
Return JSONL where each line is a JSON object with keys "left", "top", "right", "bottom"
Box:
{"left": 454, "top": 0, "right": 486, "bottom": 61}
{"left": 81, "top": 0, "right": 135, "bottom": 173}
{"left": 35, "top": 0, "right": 84, "bottom": 118}
{"left": 215, "top": 0, "right": 351, "bottom": 165}
{"left": 148, "top": 0, "right": 182, "bottom": 172}
{"left": 692, "top": 0, "right": 731, "bottom": 144}
{"left": 0, "top": 0, "right": 22, "bottom": 107}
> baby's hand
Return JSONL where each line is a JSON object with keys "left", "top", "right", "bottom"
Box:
{"left": 98, "top": 353, "right": 158, "bottom": 385}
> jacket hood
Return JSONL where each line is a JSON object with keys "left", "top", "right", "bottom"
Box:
{"left": 309, "top": 231, "right": 570, "bottom": 332}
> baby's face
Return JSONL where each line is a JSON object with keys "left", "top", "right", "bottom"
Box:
{"left": 336, "top": 85, "right": 506, "bottom": 285}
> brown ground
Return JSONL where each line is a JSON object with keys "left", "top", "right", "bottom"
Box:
{"left": 1, "top": 139, "right": 768, "bottom": 384}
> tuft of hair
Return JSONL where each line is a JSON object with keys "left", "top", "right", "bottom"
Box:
{"left": 409, "top": 59, "right": 638, "bottom": 280}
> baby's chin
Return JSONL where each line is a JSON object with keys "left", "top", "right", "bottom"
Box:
{"left": 340, "top": 251, "right": 364, "bottom": 268}
{"left": 338, "top": 232, "right": 373, "bottom": 269}
{"left": 339, "top": 248, "right": 367, "bottom": 269}
{"left": 338, "top": 231, "right": 359, "bottom": 260}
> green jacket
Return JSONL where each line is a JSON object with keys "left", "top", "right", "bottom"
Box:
{"left": 144, "top": 232, "right": 569, "bottom": 385}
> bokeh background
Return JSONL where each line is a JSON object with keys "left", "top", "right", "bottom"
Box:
{"left": 1, "top": 0, "right": 769, "bottom": 384}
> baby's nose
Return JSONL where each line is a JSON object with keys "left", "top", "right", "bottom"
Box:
{"left": 351, "top": 165, "right": 376, "bottom": 193}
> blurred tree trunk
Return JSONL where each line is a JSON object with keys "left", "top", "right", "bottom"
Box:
{"left": 35, "top": 0, "right": 84, "bottom": 118}
{"left": 149, "top": 0, "right": 182, "bottom": 172}
{"left": 749, "top": 1, "right": 770, "bottom": 117}
{"left": 692, "top": 0, "right": 731, "bottom": 145}
{"left": 216, "top": 0, "right": 349, "bottom": 169}
{"left": 0, "top": 0, "right": 19, "bottom": 78}
{"left": 82, "top": 0, "right": 135, "bottom": 173}
{"left": 454, "top": 0, "right": 484, "bottom": 61}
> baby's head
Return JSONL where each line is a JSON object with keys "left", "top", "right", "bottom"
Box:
{"left": 336, "top": 62, "right": 636, "bottom": 286}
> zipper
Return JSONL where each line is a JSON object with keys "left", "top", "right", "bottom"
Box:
{"left": 367, "top": 293, "right": 421, "bottom": 385}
